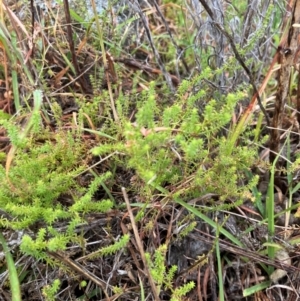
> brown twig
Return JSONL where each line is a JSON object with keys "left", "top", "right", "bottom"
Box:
{"left": 150, "top": 0, "right": 189, "bottom": 75}
{"left": 47, "top": 251, "right": 113, "bottom": 300}
{"left": 122, "top": 187, "right": 160, "bottom": 301}
{"left": 115, "top": 57, "right": 180, "bottom": 86}
{"left": 188, "top": 230, "right": 300, "bottom": 274}
{"left": 269, "top": 0, "right": 300, "bottom": 165}
{"left": 63, "top": 0, "right": 91, "bottom": 93}
{"left": 130, "top": 0, "right": 175, "bottom": 92}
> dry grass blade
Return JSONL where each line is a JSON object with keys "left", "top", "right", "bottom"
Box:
{"left": 269, "top": 0, "right": 300, "bottom": 166}
{"left": 195, "top": 230, "right": 300, "bottom": 275}
{"left": 47, "top": 251, "right": 113, "bottom": 300}
{"left": 63, "top": 0, "right": 91, "bottom": 93}
{"left": 129, "top": 0, "right": 175, "bottom": 92}
{"left": 122, "top": 187, "right": 160, "bottom": 301}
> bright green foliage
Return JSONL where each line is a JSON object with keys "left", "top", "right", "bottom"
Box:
{"left": 0, "top": 119, "right": 27, "bottom": 148}
{"left": 178, "top": 221, "right": 197, "bottom": 239}
{"left": 85, "top": 234, "right": 130, "bottom": 259}
{"left": 42, "top": 279, "right": 61, "bottom": 301}
{"left": 0, "top": 121, "right": 113, "bottom": 257}
{"left": 0, "top": 0, "right": 283, "bottom": 299}
{"left": 145, "top": 244, "right": 194, "bottom": 300}
{"left": 78, "top": 93, "right": 107, "bottom": 127}
{"left": 146, "top": 244, "right": 167, "bottom": 286}
{"left": 0, "top": 132, "right": 82, "bottom": 229}
{"left": 171, "top": 282, "right": 195, "bottom": 301}
{"left": 70, "top": 172, "right": 113, "bottom": 213}
{"left": 112, "top": 286, "right": 124, "bottom": 294}
{"left": 164, "top": 265, "right": 177, "bottom": 289}
{"left": 0, "top": 58, "right": 260, "bottom": 283}
{"left": 93, "top": 71, "right": 259, "bottom": 203}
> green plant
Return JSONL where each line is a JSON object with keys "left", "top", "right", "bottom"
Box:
{"left": 86, "top": 60, "right": 267, "bottom": 299}
{"left": 0, "top": 232, "right": 21, "bottom": 301}
{"left": 93, "top": 73, "right": 259, "bottom": 204}
{"left": 243, "top": 135, "right": 300, "bottom": 296}
{"left": 145, "top": 244, "right": 195, "bottom": 301}
{"left": 42, "top": 279, "right": 61, "bottom": 301}
{"left": 83, "top": 234, "right": 130, "bottom": 260}
{"left": 0, "top": 0, "right": 290, "bottom": 299}
{"left": 0, "top": 115, "right": 113, "bottom": 259}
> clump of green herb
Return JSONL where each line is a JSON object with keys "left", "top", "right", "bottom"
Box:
{"left": 0, "top": 121, "right": 113, "bottom": 258}
{"left": 93, "top": 69, "right": 259, "bottom": 206}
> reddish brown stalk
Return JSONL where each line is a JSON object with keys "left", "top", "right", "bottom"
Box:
{"left": 227, "top": 0, "right": 297, "bottom": 155}
{"left": 269, "top": 0, "right": 300, "bottom": 165}
{"left": 238, "top": 0, "right": 295, "bottom": 127}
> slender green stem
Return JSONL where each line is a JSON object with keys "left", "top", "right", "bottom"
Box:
{"left": 216, "top": 222, "right": 224, "bottom": 301}
{"left": 10, "top": 32, "right": 20, "bottom": 111}
{"left": 266, "top": 141, "right": 285, "bottom": 274}
{"left": 0, "top": 232, "right": 21, "bottom": 301}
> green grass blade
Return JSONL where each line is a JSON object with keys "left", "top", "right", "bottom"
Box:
{"left": 10, "top": 31, "right": 20, "bottom": 111}
{"left": 243, "top": 281, "right": 271, "bottom": 297}
{"left": 0, "top": 232, "right": 21, "bottom": 301}
{"left": 81, "top": 128, "right": 117, "bottom": 140}
{"left": 266, "top": 140, "right": 286, "bottom": 274}
{"left": 175, "top": 199, "right": 244, "bottom": 247}
{"left": 216, "top": 222, "right": 224, "bottom": 301}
